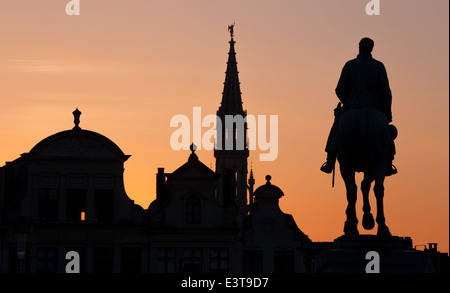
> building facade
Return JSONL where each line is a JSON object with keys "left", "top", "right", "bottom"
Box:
{"left": 0, "top": 30, "right": 312, "bottom": 273}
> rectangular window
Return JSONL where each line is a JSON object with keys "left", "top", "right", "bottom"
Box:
{"left": 67, "top": 189, "right": 86, "bottom": 222}
{"left": 8, "top": 247, "right": 17, "bottom": 273}
{"left": 93, "top": 247, "right": 113, "bottom": 273}
{"left": 183, "top": 248, "right": 202, "bottom": 273}
{"left": 223, "top": 170, "right": 237, "bottom": 204}
{"left": 185, "top": 196, "right": 201, "bottom": 224}
{"left": 121, "top": 247, "right": 141, "bottom": 273}
{"left": 210, "top": 248, "right": 229, "bottom": 273}
{"left": 37, "top": 247, "right": 57, "bottom": 273}
{"left": 243, "top": 250, "right": 263, "bottom": 273}
{"left": 157, "top": 248, "right": 177, "bottom": 273}
{"left": 38, "top": 189, "right": 58, "bottom": 222}
{"left": 8, "top": 246, "right": 29, "bottom": 273}
{"left": 274, "top": 250, "right": 294, "bottom": 273}
{"left": 94, "top": 190, "right": 114, "bottom": 222}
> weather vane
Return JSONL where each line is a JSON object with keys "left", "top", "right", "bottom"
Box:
{"left": 228, "top": 22, "right": 235, "bottom": 38}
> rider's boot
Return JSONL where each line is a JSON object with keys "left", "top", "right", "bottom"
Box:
{"left": 320, "top": 151, "right": 337, "bottom": 174}
{"left": 386, "top": 158, "right": 397, "bottom": 176}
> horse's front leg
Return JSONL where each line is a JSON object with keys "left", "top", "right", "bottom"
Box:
{"left": 341, "top": 166, "right": 359, "bottom": 235}
{"left": 361, "top": 176, "right": 375, "bottom": 230}
{"left": 374, "top": 180, "right": 391, "bottom": 237}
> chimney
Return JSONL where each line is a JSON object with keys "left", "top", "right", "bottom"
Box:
{"left": 156, "top": 168, "right": 166, "bottom": 203}
{"left": 428, "top": 243, "right": 438, "bottom": 252}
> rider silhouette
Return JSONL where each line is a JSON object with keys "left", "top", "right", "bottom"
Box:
{"left": 321, "top": 37, "right": 397, "bottom": 176}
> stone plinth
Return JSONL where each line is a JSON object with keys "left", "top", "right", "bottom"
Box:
{"left": 312, "top": 235, "right": 434, "bottom": 273}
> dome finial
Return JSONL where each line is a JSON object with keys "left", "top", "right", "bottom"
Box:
{"left": 72, "top": 108, "right": 81, "bottom": 130}
{"left": 188, "top": 143, "right": 198, "bottom": 162}
{"left": 265, "top": 175, "right": 272, "bottom": 185}
{"left": 190, "top": 143, "right": 197, "bottom": 153}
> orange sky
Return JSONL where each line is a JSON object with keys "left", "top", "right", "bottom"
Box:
{"left": 0, "top": 0, "right": 448, "bottom": 253}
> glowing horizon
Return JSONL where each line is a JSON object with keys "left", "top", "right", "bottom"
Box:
{"left": 0, "top": 0, "right": 448, "bottom": 253}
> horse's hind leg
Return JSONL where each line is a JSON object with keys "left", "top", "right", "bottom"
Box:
{"left": 361, "top": 176, "right": 375, "bottom": 230}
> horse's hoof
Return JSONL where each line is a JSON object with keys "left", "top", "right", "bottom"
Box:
{"left": 344, "top": 221, "right": 359, "bottom": 236}
{"left": 377, "top": 224, "right": 392, "bottom": 237}
{"left": 362, "top": 213, "right": 375, "bottom": 230}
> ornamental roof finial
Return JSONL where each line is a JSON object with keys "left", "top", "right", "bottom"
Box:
{"left": 72, "top": 108, "right": 81, "bottom": 130}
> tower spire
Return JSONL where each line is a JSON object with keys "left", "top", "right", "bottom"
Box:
{"left": 218, "top": 23, "right": 244, "bottom": 116}
{"left": 215, "top": 24, "right": 249, "bottom": 215}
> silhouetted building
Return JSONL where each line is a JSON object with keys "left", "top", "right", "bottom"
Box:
{"left": 0, "top": 112, "right": 147, "bottom": 273}
{"left": 0, "top": 30, "right": 312, "bottom": 273}
{"left": 243, "top": 175, "right": 311, "bottom": 273}
{"left": 145, "top": 27, "right": 312, "bottom": 273}
{"left": 1, "top": 29, "right": 447, "bottom": 274}
{"left": 147, "top": 147, "right": 241, "bottom": 273}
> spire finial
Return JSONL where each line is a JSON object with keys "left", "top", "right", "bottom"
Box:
{"left": 72, "top": 108, "right": 81, "bottom": 130}
{"left": 248, "top": 168, "right": 255, "bottom": 185}
{"left": 228, "top": 22, "right": 235, "bottom": 39}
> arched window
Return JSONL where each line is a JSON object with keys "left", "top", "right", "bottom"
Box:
{"left": 186, "top": 196, "right": 201, "bottom": 224}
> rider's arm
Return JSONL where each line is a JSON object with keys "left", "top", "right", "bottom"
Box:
{"left": 335, "top": 62, "right": 351, "bottom": 103}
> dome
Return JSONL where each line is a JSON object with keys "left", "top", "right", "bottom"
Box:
{"left": 26, "top": 128, "right": 129, "bottom": 161}
{"left": 253, "top": 175, "right": 284, "bottom": 200}
{"left": 23, "top": 109, "right": 130, "bottom": 161}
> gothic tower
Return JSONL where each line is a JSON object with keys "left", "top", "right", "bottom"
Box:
{"left": 214, "top": 24, "right": 249, "bottom": 214}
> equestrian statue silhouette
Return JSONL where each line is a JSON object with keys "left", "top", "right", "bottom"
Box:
{"left": 321, "top": 38, "right": 397, "bottom": 237}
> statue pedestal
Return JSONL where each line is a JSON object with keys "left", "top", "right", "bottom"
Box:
{"left": 312, "top": 235, "right": 435, "bottom": 273}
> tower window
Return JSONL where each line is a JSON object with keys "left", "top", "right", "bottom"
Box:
{"left": 185, "top": 196, "right": 201, "bottom": 224}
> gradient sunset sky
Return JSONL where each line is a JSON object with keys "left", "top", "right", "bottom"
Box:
{"left": 1, "top": 0, "right": 448, "bottom": 252}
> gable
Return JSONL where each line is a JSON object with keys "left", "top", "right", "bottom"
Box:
{"left": 169, "top": 153, "right": 217, "bottom": 180}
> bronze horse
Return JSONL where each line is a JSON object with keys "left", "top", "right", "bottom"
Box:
{"left": 337, "top": 106, "right": 393, "bottom": 237}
